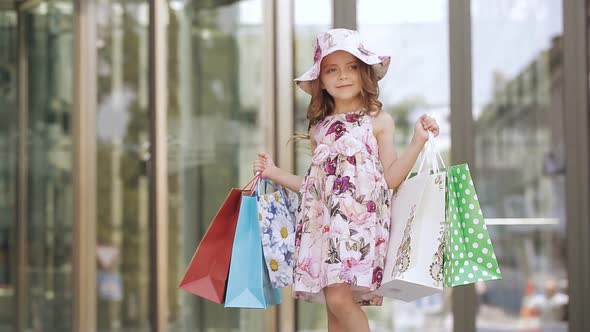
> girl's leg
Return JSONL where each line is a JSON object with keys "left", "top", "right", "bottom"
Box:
{"left": 326, "top": 304, "right": 344, "bottom": 332}
{"left": 323, "top": 284, "right": 370, "bottom": 332}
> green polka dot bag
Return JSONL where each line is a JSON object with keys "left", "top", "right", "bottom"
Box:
{"left": 443, "top": 164, "right": 503, "bottom": 287}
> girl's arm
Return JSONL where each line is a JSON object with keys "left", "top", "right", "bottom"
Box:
{"left": 264, "top": 167, "right": 304, "bottom": 193}
{"left": 254, "top": 124, "right": 318, "bottom": 192}
{"left": 375, "top": 112, "right": 435, "bottom": 189}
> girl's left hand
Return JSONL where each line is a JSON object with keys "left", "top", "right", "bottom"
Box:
{"left": 412, "top": 114, "right": 440, "bottom": 145}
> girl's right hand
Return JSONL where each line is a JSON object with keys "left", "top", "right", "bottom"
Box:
{"left": 253, "top": 152, "right": 276, "bottom": 178}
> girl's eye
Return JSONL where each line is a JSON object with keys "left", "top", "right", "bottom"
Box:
{"left": 326, "top": 68, "right": 336, "bottom": 73}
{"left": 350, "top": 64, "right": 358, "bottom": 70}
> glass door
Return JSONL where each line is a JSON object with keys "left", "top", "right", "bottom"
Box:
{"left": 94, "top": 1, "right": 151, "bottom": 330}
{"left": 470, "top": 1, "right": 568, "bottom": 331}
{"left": 166, "top": 0, "right": 272, "bottom": 330}
{"left": 19, "top": 1, "right": 75, "bottom": 330}
{"left": 0, "top": 9, "right": 17, "bottom": 332}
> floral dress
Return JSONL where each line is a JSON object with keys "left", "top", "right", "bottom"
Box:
{"left": 293, "top": 109, "right": 391, "bottom": 305}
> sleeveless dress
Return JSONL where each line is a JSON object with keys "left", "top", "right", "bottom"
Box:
{"left": 293, "top": 109, "right": 392, "bottom": 305}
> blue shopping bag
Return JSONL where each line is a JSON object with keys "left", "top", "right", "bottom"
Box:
{"left": 224, "top": 181, "right": 282, "bottom": 309}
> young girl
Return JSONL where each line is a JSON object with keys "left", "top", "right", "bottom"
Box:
{"left": 253, "top": 29, "right": 439, "bottom": 332}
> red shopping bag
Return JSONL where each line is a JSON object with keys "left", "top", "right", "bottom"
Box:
{"left": 179, "top": 175, "right": 259, "bottom": 303}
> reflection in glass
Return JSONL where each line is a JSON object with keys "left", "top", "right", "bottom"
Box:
{"left": 166, "top": 0, "right": 268, "bottom": 330}
{"left": 471, "top": 1, "right": 567, "bottom": 330}
{"left": 96, "top": 1, "right": 151, "bottom": 330}
{"left": 0, "top": 11, "right": 17, "bottom": 331}
{"left": 24, "top": 2, "right": 74, "bottom": 331}
{"left": 357, "top": 1, "right": 451, "bottom": 330}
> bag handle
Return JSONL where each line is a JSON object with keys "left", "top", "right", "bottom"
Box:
{"left": 417, "top": 133, "right": 440, "bottom": 174}
{"left": 427, "top": 131, "right": 446, "bottom": 169}
{"left": 419, "top": 131, "right": 447, "bottom": 173}
{"left": 405, "top": 149, "right": 425, "bottom": 181}
{"left": 243, "top": 173, "right": 262, "bottom": 195}
{"left": 416, "top": 142, "right": 435, "bottom": 174}
{"left": 406, "top": 131, "right": 445, "bottom": 181}
{"left": 257, "top": 177, "right": 280, "bottom": 195}
{"left": 256, "top": 178, "right": 296, "bottom": 217}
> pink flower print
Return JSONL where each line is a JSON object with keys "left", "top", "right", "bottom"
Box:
{"left": 340, "top": 257, "right": 371, "bottom": 281}
{"left": 340, "top": 200, "right": 371, "bottom": 225}
{"left": 324, "top": 156, "right": 337, "bottom": 176}
{"left": 326, "top": 121, "right": 347, "bottom": 140}
{"left": 301, "top": 176, "right": 317, "bottom": 192}
{"left": 372, "top": 266, "right": 384, "bottom": 287}
{"left": 308, "top": 202, "right": 324, "bottom": 220}
{"left": 365, "top": 138, "right": 379, "bottom": 157}
{"left": 347, "top": 156, "right": 356, "bottom": 165}
{"left": 342, "top": 257, "right": 360, "bottom": 270}
{"left": 295, "top": 223, "right": 303, "bottom": 247}
{"left": 375, "top": 237, "right": 386, "bottom": 248}
{"left": 366, "top": 200, "right": 376, "bottom": 213}
{"left": 332, "top": 175, "right": 351, "bottom": 195}
{"left": 358, "top": 43, "right": 374, "bottom": 56}
{"left": 322, "top": 225, "right": 330, "bottom": 234}
{"left": 310, "top": 65, "right": 320, "bottom": 79}
{"left": 345, "top": 113, "right": 361, "bottom": 123}
{"left": 350, "top": 125, "right": 368, "bottom": 140}
{"left": 323, "top": 33, "right": 335, "bottom": 49}
{"left": 334, "top": 136, "right": 363, "bottom": 157}
{"left": 297, "top": 255, "right": 320, "bottom": 279}
{"left": 357, "top": 172, "right": 377, "bottom": 195}
{"left": 312, "top": 144, "right": 331, "bottom": 165}
{"left": 313, "top": 41, "right": 322, "bottom": 63}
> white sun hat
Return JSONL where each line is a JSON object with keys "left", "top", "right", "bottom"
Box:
{"left": 294, "top": 28, "right": 391, "bottom": 95}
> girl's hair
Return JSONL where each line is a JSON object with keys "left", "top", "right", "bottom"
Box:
{"left": 308, "top": 60, "right": 382, "bottom": 128}
{"left": 291, "top": 59, "right": 383, "bottom": 143}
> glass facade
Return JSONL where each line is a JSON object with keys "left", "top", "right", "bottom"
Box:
{"left": 0, "top": 1, "right": 588, "bottom": 331}
{"left": 471, "top": 1, "right": 568, "bottom": 330}
{"left": 0, "top": 10, "right": 17, "bottom": 332}
{"left": 23, "top": 2, "right": 74, "bottom": 330}
{"left": 95, "top": 1, "right": 151, "bottom": 330}
{"left": 166, "top": 0, "right": 268, "bottom": 331}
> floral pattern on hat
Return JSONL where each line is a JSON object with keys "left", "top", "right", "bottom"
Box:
{"left": 294, "top": 29, "right": 391, "bottom": 94}
{"left": 313, "top": 40, "right": 322, "bottom": 63}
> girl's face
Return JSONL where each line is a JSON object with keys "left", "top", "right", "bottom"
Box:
{"left": 320, "top": 51, "right": 362, "bottom": 103}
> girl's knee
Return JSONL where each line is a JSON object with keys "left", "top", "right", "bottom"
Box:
{"left": 324, "top": 285, "right": 355, "bottom": 316}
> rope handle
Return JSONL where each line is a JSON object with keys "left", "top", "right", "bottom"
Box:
{"left": 242, "top": 173, "right": 262, "bottom": 195}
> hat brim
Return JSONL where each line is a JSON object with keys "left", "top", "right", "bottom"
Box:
{"left": 294, "top": 49, "right": 391, "bottom": 95}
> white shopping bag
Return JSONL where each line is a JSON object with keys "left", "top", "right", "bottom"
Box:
{"left": 375, "top": 132, "right": 447, "bottom": 302}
